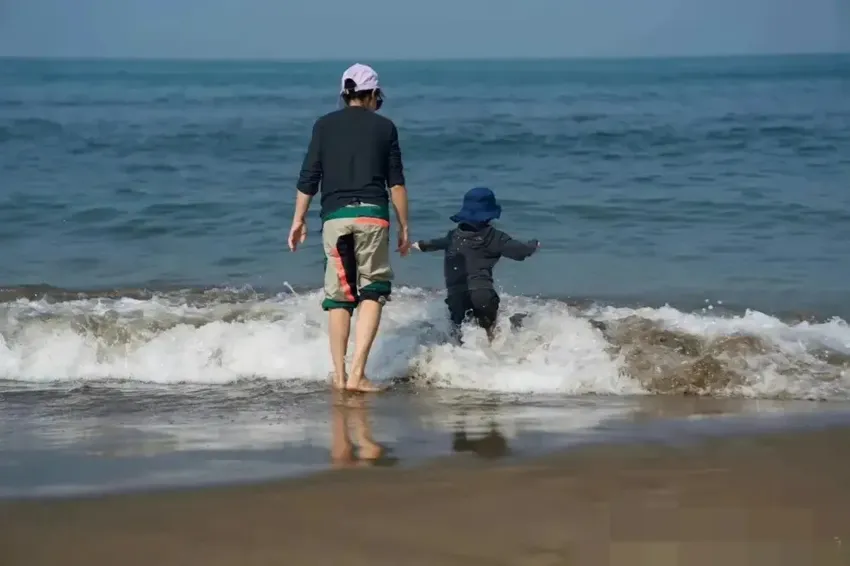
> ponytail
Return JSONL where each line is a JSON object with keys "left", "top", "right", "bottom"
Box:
{"left": 341, "top": 78, "right": 358, "bottom": 104}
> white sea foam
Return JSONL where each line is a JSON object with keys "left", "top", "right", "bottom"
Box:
{"left": 1, "top": 287, "right": 848, "bottom": 399}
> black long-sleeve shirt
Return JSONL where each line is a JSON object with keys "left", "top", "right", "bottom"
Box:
{"left": 418, "top": 224, "right": 538, "bottom": 296}
{"left": 296, "top": 106, "right": 405, "bottom": 219}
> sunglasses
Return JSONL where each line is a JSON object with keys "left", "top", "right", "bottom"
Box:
{"left": 375, "top": 89, "right": 384, "bottom": 111}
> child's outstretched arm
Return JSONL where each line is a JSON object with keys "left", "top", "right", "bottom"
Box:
{"left": 414, "top": 231, "right": 452, "bottom": 252}
{"left": 493, "top": 230, "right": 539, "bottom": 261}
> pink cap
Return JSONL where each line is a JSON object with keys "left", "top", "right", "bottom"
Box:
{"left": 340, "top": 63, "right": 381, "bottom": 93}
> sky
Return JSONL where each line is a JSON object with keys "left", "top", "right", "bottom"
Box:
{"left": 0, "top": 0, "right": 847, "bottom": 60}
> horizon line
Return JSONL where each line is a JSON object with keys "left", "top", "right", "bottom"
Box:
{"left": 0, "top": 50, "right": 846, "bottom": 65}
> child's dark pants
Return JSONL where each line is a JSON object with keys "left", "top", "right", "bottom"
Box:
{"left": 446, "top": 289, "right": 500, "bottom": 342}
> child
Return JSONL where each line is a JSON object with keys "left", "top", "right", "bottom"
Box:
{"left": 412, "top": 187, "right": 539, "bottom": 343}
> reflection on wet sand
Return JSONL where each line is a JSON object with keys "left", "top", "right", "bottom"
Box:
{"left": 329, "top": 392, "right": 398, "bottom": 469}
{"left": 627, "top": 395, "right": 824, "bottom": 422}
{"left": 451, "top": 421, "right": 510, "bottom": 460}
{"left": 329, "top": 393, "right": 513, "bottom": 466}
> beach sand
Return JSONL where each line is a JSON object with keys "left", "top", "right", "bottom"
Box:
{"left": 2, "top": 401, "right": 850, "bottom": 566}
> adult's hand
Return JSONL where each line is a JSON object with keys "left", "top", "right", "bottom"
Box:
{"left": 397, "top": 226, "right": 411, "bottom": 256}
{"left": 288, "top": 220, "right": 307, "bottom": 251}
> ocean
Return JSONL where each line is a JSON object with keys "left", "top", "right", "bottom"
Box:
{"left": 2, "top": 54, "right": 850, "bottom": 496}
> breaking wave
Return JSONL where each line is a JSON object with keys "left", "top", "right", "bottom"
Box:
{"left": 1, "top": 285, "right": 848, "bottom": 400}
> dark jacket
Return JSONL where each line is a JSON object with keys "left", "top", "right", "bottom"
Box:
{"left": 417, "top": 223, "right": 538, "bottom": 296}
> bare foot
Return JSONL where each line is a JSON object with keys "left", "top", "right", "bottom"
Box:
{"left": 357, "top": 444, "right": 399, "bottom": 467}
{"left": 331, "top": 445, "right": 355, "bottom": 468}
{"left": 331, "top": 373, "right": 346, "bottom": 390}
{"left": 345, "top": 376, "right": 385, "bottom": 393}
{"left": 359, "top": 442, "right": 384, "bottom": 460}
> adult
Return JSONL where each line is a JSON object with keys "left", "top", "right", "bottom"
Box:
{"left": 288, "top": 63, "right": 410, "bottom": 393}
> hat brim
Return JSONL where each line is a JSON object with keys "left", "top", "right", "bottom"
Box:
{"left": 340, "top": 83, "right": 382, "bottom": 95}
{"left": 450, "top": 208, "right": 501, "bottom": 224}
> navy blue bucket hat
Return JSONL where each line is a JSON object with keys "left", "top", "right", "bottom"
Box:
{"left": 450, "top": 187, "right": 502, "bottom": 224}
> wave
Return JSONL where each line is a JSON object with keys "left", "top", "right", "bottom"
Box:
{"left": 1, "top": 286, "right": 848, "bottom": 400}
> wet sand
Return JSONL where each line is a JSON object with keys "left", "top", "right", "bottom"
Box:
{"left": 3, "top": 399, "right": 850, "bottom": 566}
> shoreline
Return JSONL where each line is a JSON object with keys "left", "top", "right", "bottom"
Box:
{"left": 3, "top": 423, "right": 849, "bottom": 565}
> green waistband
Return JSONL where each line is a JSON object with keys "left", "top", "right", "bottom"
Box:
{"left": 323, "top": 203, "right": 390, "bottom": 222}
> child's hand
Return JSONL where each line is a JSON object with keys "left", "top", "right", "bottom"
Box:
{"left": 411, "top": 241, "right": 421, "bottom": 251}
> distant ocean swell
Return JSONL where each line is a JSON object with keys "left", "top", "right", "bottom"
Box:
{"left": 3, "top": 114, "right": 848, "bottom": 155}
{"left": 0, "top": 286, "right": 847, "bottom": 401}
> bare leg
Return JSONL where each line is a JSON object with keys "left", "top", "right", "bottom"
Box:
{"left": 346, "top": 299, "right": 385, "bottom": 392}
{"left": 328, "top": 308, "right": 352, "bottom": 389}
{"left": 347, "top": 395, "right": 383, "bottom": 460}
{"left": 330, "top": 392, "right": 354, "bottom": 467}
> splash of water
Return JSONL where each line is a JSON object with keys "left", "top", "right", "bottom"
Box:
{"left": 0, "top": 286, "right": 848, "bottom": 400}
